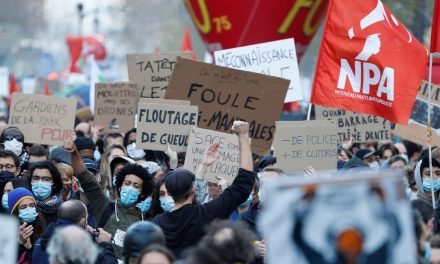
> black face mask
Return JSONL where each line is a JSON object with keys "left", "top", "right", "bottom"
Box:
{"left": 0, "top": 171, "right": 15, "bottom": 184}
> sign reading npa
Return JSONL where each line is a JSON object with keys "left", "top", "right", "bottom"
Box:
{"left": 9, "top": 93, "right": 77, "bottom": 145}
{"left": 165, "top": 57, "right": 289, "bottom": 155}
{"left": 136, "top": 102, "right": 198, "bottom": 152}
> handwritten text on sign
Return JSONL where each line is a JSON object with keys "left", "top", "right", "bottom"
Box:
{"left": 136, "top": 102, "right": 198, "bottom": 152}
{"left": 184, "top": 127, "right": 239, "bottom": 183}
{"left": 127, "top": 53, "right": 193, "bottom": 99}
{"left": 166, "top": 58, "right": 289, "bottom": 155}
{"left": 214, "top": 38, "right": 302, "bottom": 102}
{"left": 9, "top": 93, "right": 77, "bottom": 145}
{"left": 274, "top": 121, "right": 338, "bottom": 172}
{"left": 94, "top": 82, "right": 138, "bottom": 133}
{"left": 314, "top": 106, "right": 391, "bottom": 143}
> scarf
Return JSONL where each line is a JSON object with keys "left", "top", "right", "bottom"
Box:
{"left": 37, "top": 195, "right": 63, "bottom": 215}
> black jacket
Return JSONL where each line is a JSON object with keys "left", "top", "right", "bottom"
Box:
{"left": 152, "top": 168, "right": 255, "bottom": 256}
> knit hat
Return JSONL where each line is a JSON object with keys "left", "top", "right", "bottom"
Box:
{"left": 165, "top": 168, "right": 195, "bottom": 199}
{"left": 8, "top": 187, "right": 35, "bottom": 214}
{"left": 75, "top": 137, "right": 96, "bottom": 151}
{"left": 50, "top": 147, "right": 72, "bottom": 165}
{"left": 355, "top": 149, "right": 376, "bottom": 160}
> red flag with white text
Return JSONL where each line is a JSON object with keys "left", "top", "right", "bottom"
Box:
{"left": 311, "top": 0, "right": 427, "bottom": 124}
{"left": 431, "top": 0, "right": 440, "bottom": 53}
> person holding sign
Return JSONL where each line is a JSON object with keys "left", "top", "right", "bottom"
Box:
{"left": 152, "top": 121, "right": 256, "bottom": 256}
{"left": 64, "top": 136, "right": 155, "bottom": 260}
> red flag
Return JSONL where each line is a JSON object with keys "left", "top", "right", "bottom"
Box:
{"left": 431, "top": 0, "right": 440, "bottom": 53}
{"left": 180, "top": 26, "right": 198, "bottom": 60}
{"left": 44, "top": 79, "right": 50, "bottom": 96}
{"left": 8, "top": 74, "right": 18, "bottom": 106}
{"left": 311, "top": 0, "right": 427, "bottom": 124}
{"left": 65, "top": 35, "right": 107, "bottom": 73}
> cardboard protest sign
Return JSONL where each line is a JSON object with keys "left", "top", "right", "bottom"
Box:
{"left": 0, "top": 215, "right": 19, "bottom": 264}
{"left": 259, "top": 170, "right": 416, "bottom": 263}
{"left": 94, "top": 82, "right": 138, "bottom": 133}
{"left": 138, "top": 98, "right": 190, "bottom": 105}
{"left": 9, "top": 93, "right": 77, "bottom": 145}
{"left": 184, "top": 127, "right": 239, "bottom": 184}
{"left": 127, "top": 53, "right": 193, "bottom": 99}
{"left": 274, "top": 121, "right": 338, "bottom": 172}
{"left": 314, "top": 105, "right": 392, "bottom": 143}
{"left": 136, "top": 102, "right": 198, "bottom": 152}
{"left": 214, "top": 38, "right": 302, "bottom": 102}
{"left": 393, "top": 122, "right": 440, "bottom": 147}
{"left": 393, "top": 81, "right": 440, "bottom": 145}
{"left": 165, "top": 57, "right": 289, "bottom": 155}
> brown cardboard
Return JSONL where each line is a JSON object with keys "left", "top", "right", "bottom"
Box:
{"left": 165, "top": 57, "right": 289, "bottom": 155}
{"left": 127, "top": 53, "right": 193, "bottom": 99}
{"left": 94, "top": 82, "right": 138, "bottom": 133}
{"left": 136, "top": 102, "right": 198, "bottom": 152}
{"left": 9, "top": 93, "right": 77, "bottom": 145}
{"left": 393, "top": 122, "right": 440, "bottom": 147}
{"left": 274, "top": 120, "right": 338, "bottom": 172}
{"left": 184, "top": 127, "right": 239, "bottom": 184}
{"left": 314, "top": 105, "right": 392, "bottom": 143}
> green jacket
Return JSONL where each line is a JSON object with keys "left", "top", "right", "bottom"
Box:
{"left": 76, "top": 170, "right": 143, "bottom": 260}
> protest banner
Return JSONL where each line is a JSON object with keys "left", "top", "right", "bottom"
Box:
{"left": 136, "top": 101, "right": 198, "bottom": 152}
{"left": 314, "top": 105, "right": 391, "bottom": 143}
{"left": 393, "top": 81, "right": 440, "bottom": 145}
{"left": 214, "top": 38, "right": 302, "bottom": 102}
{"left": 259, "top": 170, "right": 416, "bottom": 263}
{"left": 94, "top": 82, "right": 138, "bottom": 133}
{"left": 0, "top": 215, "right": 19, "bottom": 264}
{"left": 165, "top": 57, "right": 289, "bottom": 155}
{"left": 9, "top": 93, "right": 77, "bottom": 145}
{"left": 184, "top": 127, "right": 239, "bottom": 183}
{"left": 127, "top": 53, "right": 193, "bottom": 99}
{"left": 274, "top": 120, "right": 338, "bottom": 172}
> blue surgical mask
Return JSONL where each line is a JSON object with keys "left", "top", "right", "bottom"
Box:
{"left": 119, "top": 187, "right": 140, "bottom": 208}
{"left": 19, "top": 207, "right": 38, "bottom": 223}
{"left": 424, "top": 241, "right": 431, "bottom": 263}
{"left": 239, "top": 194, "right": 253, "bottom": 209}
{"left": 32, "top": 181, "right": 52, "bottom": 201}
{"left": 136, "top": 197, "right": 152, "bottom": 214}
{"left": 160, "top": 196, "right": 175, "bottom": 212}
{"left": 423, "top": 179, "right": 440, "bottom": 192}
{"left": 2, "top": 194, "right": 8, "bottom": 209}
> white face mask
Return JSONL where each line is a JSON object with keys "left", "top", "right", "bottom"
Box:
{"left": 368, "top": 161, "right": 380, "bottom": 171}
{"left": 4, "top": 138, "right": 23, "bottom": 156}
{"left": 127, "top": 143, "right": 145, "bottom": 160}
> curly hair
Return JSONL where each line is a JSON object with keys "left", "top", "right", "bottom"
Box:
{"left": 115, "top": 163, "right": 154, "bottom": 199}
{"left": 29, "top": 160, "right": 63, "bottom": 196}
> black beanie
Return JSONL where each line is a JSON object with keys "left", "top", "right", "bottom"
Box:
{"left": 164, "top": 168, "right": 195, "bottom": 199}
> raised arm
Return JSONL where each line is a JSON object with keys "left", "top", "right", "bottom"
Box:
{"left": 231, "top": 121, "right": 253, "bottom": 171}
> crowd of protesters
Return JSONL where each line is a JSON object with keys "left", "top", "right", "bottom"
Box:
{"left": 2, "top": 118, "right": 440, "bottom": 264}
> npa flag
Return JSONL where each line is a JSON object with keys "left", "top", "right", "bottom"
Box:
{"left": 432, "top": 0, "right": 440, "bottom": 53}
{"left": 311, "top": 0, "right": 427, "bottom": 124}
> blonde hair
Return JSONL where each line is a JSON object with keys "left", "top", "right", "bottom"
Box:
{"left": 55, "top": 163, "right": 73, "bottom": 180}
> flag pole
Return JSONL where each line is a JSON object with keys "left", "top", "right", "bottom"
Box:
{"left": 428, "top": 52, "right": 435, "bottom": 209}
{"left": 306, "top": 103, "right": 312, "bottom": 121}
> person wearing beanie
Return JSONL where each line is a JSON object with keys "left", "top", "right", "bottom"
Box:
{"left": 123, "top": 221, "right": 166, "bottom": 264}
{"left": 9, "top": 187, "right": 47, "bottom": 263}
{"left": 152, "top": 121, "right": 256, "bottom": 256}
{"left": 414, "top": 156, "right": 440, "bottom": 205}
{"left": 74, "top": 137, "right": 96, "bottom": 160}
{"left": 64, "top": 138, "right": 155, "bottom": 260}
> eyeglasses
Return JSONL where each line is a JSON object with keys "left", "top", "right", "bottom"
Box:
{"left": 3, "top": 135, "right": 24, "bottom": 142}
{"left": 0, "top": 164, "right": 16, "bottom": 171}
{"left": 31, "top": 176, "right": 53, "bottom": 183}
